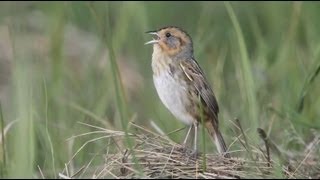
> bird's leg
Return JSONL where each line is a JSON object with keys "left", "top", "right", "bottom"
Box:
{"left": 183, "top": 124, "right": 193, "bottom": 146}
{"left": 193, "top": 122, "right": 198, "bottom": 152}
{"left": 188, "top": 122, "right": 200, "bottom": 159}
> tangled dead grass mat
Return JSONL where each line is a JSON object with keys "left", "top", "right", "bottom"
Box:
{"left": 59, "top": 121, "right": 320, "bottom": 179}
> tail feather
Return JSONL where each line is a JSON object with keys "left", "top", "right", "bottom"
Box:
{"left": 205, "top": 121, "right": 230, "bottom": 158}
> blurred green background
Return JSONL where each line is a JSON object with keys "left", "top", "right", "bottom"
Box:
{"left": 0, "top": 1, "right": 319, "bottom": 178}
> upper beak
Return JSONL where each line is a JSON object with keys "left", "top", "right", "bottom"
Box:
{"left": 145, "top": 31, "right": 159, "bottom": 45}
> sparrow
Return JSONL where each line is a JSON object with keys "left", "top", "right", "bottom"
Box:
{"left": 145, "top": 26, "right": 230, "bottom": 158}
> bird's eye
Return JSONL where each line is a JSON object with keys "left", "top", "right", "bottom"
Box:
{"left": 166, "top": 32, "right": 171, "bottom": 37}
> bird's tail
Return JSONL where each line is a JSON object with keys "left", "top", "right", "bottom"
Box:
{"left": 205, "top": 121, "right": 230, "bottom": 158}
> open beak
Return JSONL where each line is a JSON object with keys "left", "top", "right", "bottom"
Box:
{"left": 145, "top": 31, "right": 159, "bottom": 45}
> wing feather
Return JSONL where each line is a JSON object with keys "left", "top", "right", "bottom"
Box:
{"left": 180, "top": 59, "right": 220, "bottom": 123}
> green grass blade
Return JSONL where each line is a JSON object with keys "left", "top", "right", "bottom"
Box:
{"left": 225, "top": 2, "right": 259, "bottom": 140}
{"left": 43, "top": 78, "right": 56, "bottom": 178}
{"left": 0, "top": 102, "right": 6, "bottom": 177}
{"left": 88, "top": 2, "right": 143, "bottom": 177}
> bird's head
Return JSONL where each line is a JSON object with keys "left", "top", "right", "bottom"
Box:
{"left": 145, "top": 26, "right": 193, "bottom": 57}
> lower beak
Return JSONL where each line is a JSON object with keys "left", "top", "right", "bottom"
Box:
{"left": 145, "top": 31, "right": 159, "bottom": 45}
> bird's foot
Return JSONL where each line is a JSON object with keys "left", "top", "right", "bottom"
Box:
{"left": 189, "top": 149, "right": 201, "bottom": 160}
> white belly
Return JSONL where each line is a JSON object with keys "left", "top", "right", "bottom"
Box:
{"left": 153, "top": 71, "right": 194, "bottom": 125}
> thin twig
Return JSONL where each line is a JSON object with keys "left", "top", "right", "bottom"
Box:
{"left": 290, "top": 139, "right": 320, "bottom": 178}
{"left": 37, "top": 165, "right": 45, "bottom": 179}
{"left": 257, "top": 128, "right": 271, "bottom": 167}
{"left": 58, "top": 173, "right": 71, "bottom": 179}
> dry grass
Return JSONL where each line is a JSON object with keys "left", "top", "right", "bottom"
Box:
{"left": 58, "top": 121, "right": 319, "bottom": 179}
